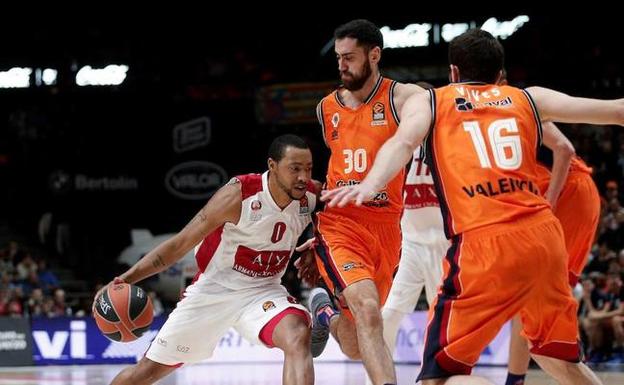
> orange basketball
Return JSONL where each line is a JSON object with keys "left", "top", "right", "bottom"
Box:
{"left": 93, "top": 283, "right": 154, "bottom": 342}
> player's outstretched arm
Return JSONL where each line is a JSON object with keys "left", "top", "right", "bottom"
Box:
{"left": 119, "top": 180, "right": 242, "bottom": 284}
{"left": 526, "top": 86, "right": 624, "bottom": 126}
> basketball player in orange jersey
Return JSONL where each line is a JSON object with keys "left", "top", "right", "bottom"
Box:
{"left": 94, "top": 135, "right": 318, "bottom": 385}
{"left": 505, "top": 122, "right": 601, "bottom": 385}
{"left": 323, "top": 29, "right": 624, "bottom": 384}
{"left": 305, "top": 19, "right": 425, "bottom": 385}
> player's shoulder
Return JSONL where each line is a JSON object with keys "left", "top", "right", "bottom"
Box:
{"left": 231, "top": 173, "right": 263, "bottom": 200}
{"left": 392, "top": 82, "right": 426, "bottom": 96}
{"left": 317, "top": 90, "right": 341, "bottom": 119}
{"left": 320, "top": 88, "right": 340, "bottom": 105}
{"left": 393, "top": 82, "right": 429, "bottom": 102}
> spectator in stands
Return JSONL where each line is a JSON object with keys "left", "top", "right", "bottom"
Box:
{"left": 27, "top": 287, "right": 45, "bottom": 317}
{"left": 582, "top": 273, "right": 623, "bottom": 362}
{"left": 0, "top": 288, "right": 10, "bottom": 315}
{"left": 42, "top": 297, "right": 55, "bottom": 317}
{"left": 609, "top": 274, "right": 624, "bottom": 363}
{"left": 51, "top": 288, "right": 71, "bottom": 317}
{"left": 12, "top": 286, "right": 26, "bottom": 315}
{"left": 0, "top": 249, "right": 14, "bottom": 274}
{"left": 617, "top": 250, "right": 624, "bottom": 272}
{"left": 5, "top": 240, "right": 21, "bottom": 261}
{"left": 37, "top": 259, "right": 59, "bottom": 294}
{"left": 586, "top": 240, "right": 617, "bottom": 274}
{"left": 20, "top": 270, "right": 41, "bottom": 296}
{"left": 15, "top": 252, "right": 37, "bottom": 280}
{"left": 601, "top": 198, "right": 624, "bottom": 250}
{"left": 7, "top": 295, "right": 23, "bottom": 318}
{"left": 0, "top": 271, "right": 16, "bottom": 292}
{"left": 74, "top": 297, "right": 93, "bottom": 317}
{"left": 606, "top": 180, "right": 621, "bottom": 201}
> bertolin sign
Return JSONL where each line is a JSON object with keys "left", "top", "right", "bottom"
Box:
{"left": 165, "top": 161, "right": 227, "bottom": 200}
{"left": 49, "top": 170, "right": 138, "bottom": 193}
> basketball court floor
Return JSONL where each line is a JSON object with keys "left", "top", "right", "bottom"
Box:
{"left": 1, "top": 362, "right": 622, "bottom": 384}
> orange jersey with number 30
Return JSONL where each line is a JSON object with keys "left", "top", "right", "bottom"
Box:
{"left": 317, "top": 76, "right": 404, "bottom": 220}
{"left": 426, "top": 83, "right": 548, "bottom": 237}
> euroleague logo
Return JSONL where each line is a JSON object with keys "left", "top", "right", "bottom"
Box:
{"left": 372, "top": 102, "right": 385, "bottom": 119}
{"left": 299, "top": 196, "right": 309, "bottom": 215}
{"left": 262, "top": 301, "right": 276, "bottom": 312}
{"left": 371, "top": 102, "right": 387, "bottom": 126}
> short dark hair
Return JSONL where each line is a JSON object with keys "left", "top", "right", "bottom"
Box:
{"left": 268, "top": 134, "right": 309, "bottom": 162}
{"left": 334, "top": 19, "right": 383, "bottom": 51}
{"left": 449, "top": 29, "right": 504, "bottom": 84}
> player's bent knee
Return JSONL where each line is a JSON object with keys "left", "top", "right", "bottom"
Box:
{"left": 285, "top": 323, "right": 311, "bottom": 352}
{"left": 274, "top": 319, "right": 310, "bottom": 355}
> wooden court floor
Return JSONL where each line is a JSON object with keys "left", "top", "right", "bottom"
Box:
{"left": 0, "top": 362, "right": 622, "bottom": 384}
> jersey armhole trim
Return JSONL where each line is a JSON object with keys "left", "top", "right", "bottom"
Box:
{"left": 522, "top": 89, "right": 544, "bottom": 150}
{"left": 316, "top": 99, "right": 328, "bottom": 147}
{"left": 389, "top": 81, "right": 400, "bottom": 125}
{"left": 421, "top": 88, "right": 437, "bottom": 162}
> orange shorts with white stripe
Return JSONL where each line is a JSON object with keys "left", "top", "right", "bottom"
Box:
{"left": 314, "top": 210, "right": 401, "bottom": 320}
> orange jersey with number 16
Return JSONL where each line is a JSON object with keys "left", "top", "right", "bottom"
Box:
{"left": 425, "top": 83, "right": 548, "bottom": 238}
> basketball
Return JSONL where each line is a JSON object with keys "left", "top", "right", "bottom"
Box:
{"left": 93, "top": 283, "right": 154, "bottom": 342}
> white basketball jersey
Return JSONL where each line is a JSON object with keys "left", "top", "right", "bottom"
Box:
{"left": 190, "top": 171, "right": 316, "bottom": 291}
{"left": 401, "top": 148, "right": 445, "bottom": 244}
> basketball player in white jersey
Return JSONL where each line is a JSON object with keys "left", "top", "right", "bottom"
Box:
{"left": 95, "top": 135, "right": 318, "bottom": 385}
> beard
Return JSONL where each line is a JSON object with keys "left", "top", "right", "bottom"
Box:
{"left": 340, "top": 60, "right": 372, "bottom": 91}
{"left": 276, "top": 176, "right": 305, "bottom": 201}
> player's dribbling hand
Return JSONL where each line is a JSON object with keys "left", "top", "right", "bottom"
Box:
{"left": 320, "top": 183, "right": 377, "bottom": 208}
{"left": 91, "top": 277, "right": 125, "bottom": 314}
{"left": 294, "top": 242, "right": 320, "bottom": 286}
{"left": 295, "top": 237, "right": 316, "bottom": 253}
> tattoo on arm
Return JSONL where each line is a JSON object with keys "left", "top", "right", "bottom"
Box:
{"left": 195, "top": 209, "right": 208, "bottom": 224}
{"left": 152, "top": 254, "right": 166, "bottom": 269}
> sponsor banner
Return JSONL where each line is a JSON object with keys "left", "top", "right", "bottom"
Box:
{"left": 203, "top": 311, "right": 510, "bottom": 365}
{"left": 31, "top": 317, "right": 166, "bottom": 365}
{"left": 49, "top": 171, "right": 139, "bottom": 194}
{"left": 0, "top": 317, "right": 34, "bottom": 366}
{"left": 29, "top": 311, "right": 510, "bottom": 365}
{"left": 165, "top": 161, "right": 228, "bottom": 200}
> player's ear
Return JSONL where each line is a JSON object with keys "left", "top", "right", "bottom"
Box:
{"left": 369, "top": 46, "right": 381, "bottom": 65}
{"left": 268, "top": 158, "right": 277, "bottom": 172}
{"left": 495, "top": 70, "right": 506, "bottom": 86}
{"left": 449, "top": 65, "right": 460, "bottom": 83}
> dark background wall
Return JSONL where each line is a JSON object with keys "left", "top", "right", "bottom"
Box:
{"left": 0, "top": 13, "right": 621, "bottom": 281}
